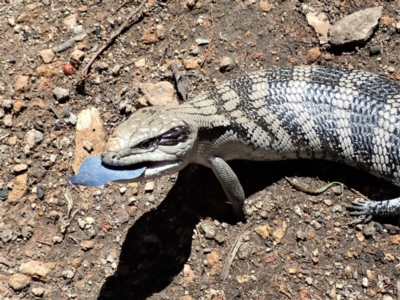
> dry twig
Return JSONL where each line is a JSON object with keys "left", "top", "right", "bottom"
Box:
{"left": 200, "top": 8, "right": 215, "bottom": 67}
{"left": 80, "top": 0, "right": 149, "bottom": 81}
{"left": 221, "top": 222, "right": 251, "bottom": 280}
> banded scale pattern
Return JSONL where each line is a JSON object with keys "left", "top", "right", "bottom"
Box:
{"left": 181, "top": 66, "right": 400, "bottom": 186}
{"left": 103, "top": 66, "right": 400, "bottom": 218}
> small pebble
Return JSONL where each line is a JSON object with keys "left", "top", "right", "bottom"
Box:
{"left": 70, "top": 49, "right": 85, "bottom": 67}
{"left": 66, "top": 113, "right": 78, "bottom": 125}
{"left": 36, "top": 185, "right": 45, "bottom": 199}
{"left": 0, "top": 188, "right": 9, "bottom": 201}
{"left": 296, "top": 230, "right": 307, "bottom": 241}
{"left": 2, "top": 99, "right": 14, "bottom": 110}
{"left": 363, "top": 225, "right": 376, "bottom": 238}
{"left": 112, "top": 64, "right": 121, "bottom": 76}
{"left": 53, "top": 39, "right": 76, "bottom": 53}
{"left": 63, "top": 64, "right": 74, "bottom": 75}
{"left": 62, "top": 269, "right": 75, "bottom": 279}
{"left": 52, "top": 87, "right": 70, "bottom": 102}
{"left": 12, "top": 163, "right": 28, "bottom": 173}
{"left": 52, "top": 236, "right": 63, "bottom": 244}
{"left": 362, "top": 277, "right": 369, "bottom": 287}
{"left": 370, "top": 45, "right": 380, "bottom": 55}
{"left": 220, "top": 56, "right": 236, "bottom": 72}
{"left": 144, "top": 181, "right": 155, "bottom": 192}
{"left": 85, "top": 217, "right": 95, "bottom": 225}
{"left": 31, "top": 287, "right": 45, "bottom": 297}
{"left": 195, "top": 38, "right": 209, "bottom": 45}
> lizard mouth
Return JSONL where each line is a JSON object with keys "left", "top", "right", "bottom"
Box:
{"left": 101, "top": 151, "right": 183, "bottom": 177}
{"left": 141, "top": 160, "right": 183, "bottom": 177}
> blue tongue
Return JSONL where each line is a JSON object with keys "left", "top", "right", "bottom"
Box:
{"left": 68, "top": 156, "right": 146, "bottom": 186}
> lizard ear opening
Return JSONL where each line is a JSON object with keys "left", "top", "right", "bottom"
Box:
{"left": 159, "top": 126, "right": 191, "bottom": 146}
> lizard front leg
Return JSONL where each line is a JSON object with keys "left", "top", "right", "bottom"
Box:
{"left": 208, "top": 157, "right": 246, "bottom": 220}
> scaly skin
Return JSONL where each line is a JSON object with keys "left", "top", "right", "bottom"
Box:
{"left": 102, "top": 66, "right": 400, "bottom": 219}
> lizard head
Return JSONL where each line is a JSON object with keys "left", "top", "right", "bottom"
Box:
{"left": 101, "top": 106, "right": 198, "bottom": 179}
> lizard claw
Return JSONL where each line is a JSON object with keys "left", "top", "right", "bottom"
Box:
{"left": 348, "top": 198, "right": 373, "bottom": 222}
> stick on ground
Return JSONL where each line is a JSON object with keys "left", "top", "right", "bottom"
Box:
{"left": 80, "top": 0, "right": 149, "bottom": 82}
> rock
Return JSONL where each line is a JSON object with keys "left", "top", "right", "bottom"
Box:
{"left": 8, "top": 173, "right": 28, "bottom": 204}
{"left": 362, "top": 277, "right": 369, "bottom": 287}
{"left": 0, "top": 228, "right": 13, "bottom": 243}
{"left": 22, "top": 226, "right": 33, "bottom": 239}
{"left": 200, "top": 223, "right": 216, "bottom": 239}
{"left": 3, "top": 114, "right": 13, "bottom": 127}
{"left": 236, "top": 275, "right": 251, "bottom": 284}
{"left": 111, "top": 64, "right": 121, "bottom": 76}
{"left": 155, "top": 24, "right": 166, "bottom": 40}
{"left": 387, "top": 66, "right": 395, "bottom": 73}
{"left": 53, "top": 38, "right": 75, "bottom": 53}
{"left": 15, "top": 75, "right": 30, "bottom": 92}
{"left": 184, "top": 57, "right": 199, "bottom": 69}
{"left": 305, "top": 47, "right": 321, "bottom": 63}
{"left": 272, "top": 221, "right": 288, "bottom": 243}
{"left": 23, "top": 129, "right": 43, "bottom": 154}
{"left": 182, "top": 264, "right": 195, "bottom": 286}
{"left": 259, "top": 0, "right": 272, "bottom": 12}
{"left": 63, "top": 14, "right": 77, "bottom": 30}
{"left": 70, "top": 49, "right": 85, "bottom": 67}
{"left": 303, "top": 5, "right": 331, "bottom": 44}
{"left": 52, "top": 236, "right": 62, "bottom": 244}
{"left": 370, "top": 45, "right": 380, "bottom": 55}
{"left": 94, "top": 61, "right": 108, "bottom": 71}
{"left": 254, "top": 223, "right": 270, "bottom": 239}
{"left": 137, "top": 82, "right": 179, "bottom": 106}
{"left": 31, "top": 287, "right": 45, "bottom": 296}
{"left": 8, "top": 273, "right": 30, "bottom": 291}
{"left": 6, "top": 136, "right": 17, "bottom": 146}
{"left": 62, "top": 269, "right": 75, "bottom": 279}
{"left": 39, "top": 49, "right": 55, "bottom": 63}
{"left": 195, "top": 38, "right": 209, "bottom": 45}
{"left": 66, "top": 64, "right": 77, "bottom": 77}
{"left": 80, "top": 240, "right": 95, "bottom": 251}
{"left": 363, "top": 225, "right": 376, "bottom": 238}
{"left": 396, "top": 22, "right": 400, "bottom": 33}
{"left": 13, "top": 100, "right": 26, "bottom": 113}
{"left": 135, "top": 58, "right": 146, "bottom": 68}
{"left": 214, "top": 233, "right": 226, "bottom": 244}
{"left": 190, "top": 45, "right": 200, "bottom": 56}
{"left": 0, "top": 188, "right": 9, "bottom": 201}
{"left": 344, "top": 265, "right": 353, "bottom": 278}
{"left": 144, "top": 181, "right": 154, "bottom": 192}
{"left": 13, "top": 163, "right": 28, "bottom": 173}
{"left": 52, "top": 87, "right": 70, "bottom": 102}
{"left": 329, "top": 7, "right": 383, "bottom": 46}
{"left": 66, "top": 113, "right": 78, "bottom": 125}
{"left": 115, "top": 208, "right": 129, "bottom": 224}
{"left": 85, "top": 217, "right": 95, "bottom": 225}
{"left": 186, "top": 0, "right": 197, "bottom": 9}
{"left": 220, "top": 56, "right": 236, "bottom": 72}
{"left": 72, "top": 107, "right": 106, "bottom": 173}
{"left": 2, "top": 99, "right": 13, "bottom": 110}
{"left": 296, "top": 230, "right": 307, "bottom": 241}
{"left": 19, "top": 260, "right": 56, "bottom": 282}
{"left": 141, "top": 27, "right": 157, "bottom": 44}
{"left": 71, "top": 257, "right": 83, "bottom": 269}
{"left": 8, "top": 17, "right": 16, "bottom": 26}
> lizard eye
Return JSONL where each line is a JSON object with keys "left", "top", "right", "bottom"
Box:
{"left": 139, "top": 140, "right": 155, "bottom": 149}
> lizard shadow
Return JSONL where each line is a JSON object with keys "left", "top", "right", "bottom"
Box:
{"left": 98, "top": 159, "right": 400, "bottom": 299}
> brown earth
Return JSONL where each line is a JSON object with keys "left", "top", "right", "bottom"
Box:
{"left": 1, "top": 1, "right": 400, "bottom": 299}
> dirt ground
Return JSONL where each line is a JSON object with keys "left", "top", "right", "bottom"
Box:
{"left": 1, "top": 0, "right": 400, "bottom": 299}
